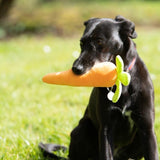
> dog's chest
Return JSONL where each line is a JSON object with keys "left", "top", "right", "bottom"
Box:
{"left": 122, "top": 105, "right": 134, "bottom": 131}
{"left": 112, "top": 106, "right": 136, "bottom": 157}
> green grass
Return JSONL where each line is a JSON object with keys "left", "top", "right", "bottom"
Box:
{"left": 0, "top": 29, "right": 160, "bottom": 159}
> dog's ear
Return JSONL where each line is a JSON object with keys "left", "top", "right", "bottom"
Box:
{"left": 84, "top": 18, "right": 100, "bottom": 26}
{"left": 115, "top": 15, "right": 137, "bottom": 39}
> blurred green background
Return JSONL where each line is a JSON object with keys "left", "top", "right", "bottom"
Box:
{"left": 0, "top": 0, "right": 160, "bottom": 37}
{"left": 0, "top": 0, "right": 160, "bottom": 159}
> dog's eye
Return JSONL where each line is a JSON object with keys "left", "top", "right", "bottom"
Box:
{"left": 97, "top": 39, "right": 103, "bottom": 46}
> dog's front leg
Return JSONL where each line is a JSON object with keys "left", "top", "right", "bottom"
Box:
{"left": 95, "top": 88, "right": 114, "bottom": 160}
{"left": 132, "top": 109, "right": 159, "bottom": 160}
{"left": 99, "top": 126, "right": 113, "bottom": 160}
{"left": 142, "top": 129, "right": 159, "bottom": 160}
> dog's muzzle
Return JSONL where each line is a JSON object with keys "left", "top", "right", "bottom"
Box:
{"left": 72, "top": 64, "right": 85, "bottom": 75}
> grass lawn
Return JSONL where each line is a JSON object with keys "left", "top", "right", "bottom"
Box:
{"left": 0, "top": 29, "right": 160, "bottom": 159}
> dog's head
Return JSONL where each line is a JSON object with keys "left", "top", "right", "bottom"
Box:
{"left": 72, "top": 15, "right": 137, "bottom": 75}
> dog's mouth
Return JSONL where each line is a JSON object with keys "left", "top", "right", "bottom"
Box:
{"left": 72, "top": 52, "right": 117, "bottom": 76}
{"left": 103, "top": 54, "right": 116, "bottom": 64}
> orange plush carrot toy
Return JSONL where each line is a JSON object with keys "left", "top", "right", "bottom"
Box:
{"left": 42, "top": 55, "right": 130, "bottom": 103}
{"left": 43, "top": 62, "right": 117, "bottom": 87}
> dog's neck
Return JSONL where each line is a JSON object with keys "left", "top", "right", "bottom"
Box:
{"left": 126, "top": 57, "right": 136, "bottom": 72}
{"left": 123, "top": 39, "right": 137, "bottom": 72}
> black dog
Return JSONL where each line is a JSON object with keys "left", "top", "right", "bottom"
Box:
{"left": 39, "top": 16, "right": 159, "bottom": 160}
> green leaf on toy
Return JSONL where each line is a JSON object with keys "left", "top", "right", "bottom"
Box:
{"left": 119, "top": 72, "right": 131, "bottom": 86}
{"left": 112, "top": 79, "right": 122, "bottom": 103}
{"left": 111, "top": 55, "right": 131, "bottom": 103}
{"left": 116, "top": 55, "right": 123, "bottom": 73}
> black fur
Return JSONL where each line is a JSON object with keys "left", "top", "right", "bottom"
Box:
{"left": 40, "top": 16, "right": 159, "bottom": 160}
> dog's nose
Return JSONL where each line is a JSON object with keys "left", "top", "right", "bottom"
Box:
{"left": 72, "top": 65, "right": 84, "bottom": 75}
